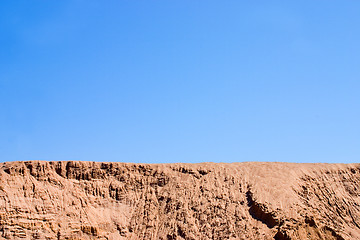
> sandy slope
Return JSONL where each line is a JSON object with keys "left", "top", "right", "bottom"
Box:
{"left": 0, "top": 161, "right": 360, "bottom": 239}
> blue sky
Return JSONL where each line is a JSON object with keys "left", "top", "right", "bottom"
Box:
{"left": 1, "top": 1, "right": 359, "bottom": 163}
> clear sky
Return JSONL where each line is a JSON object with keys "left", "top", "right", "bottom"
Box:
{"left": 1, "top": 1, "right": 359, "bottom": 163}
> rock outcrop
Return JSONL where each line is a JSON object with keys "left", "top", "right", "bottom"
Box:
{"left": 1, "top": 161, "right": 360, "bottom": 239}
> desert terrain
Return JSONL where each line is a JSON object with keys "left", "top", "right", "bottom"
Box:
{"left": 0, "top": 161, "right": 359, "bottom": 239}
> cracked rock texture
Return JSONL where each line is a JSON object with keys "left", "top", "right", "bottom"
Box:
{"left": 1, "top": 161, "right": 360, "bottom": 239}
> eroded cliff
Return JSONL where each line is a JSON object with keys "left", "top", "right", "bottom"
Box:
{"left": 0, "top": 161, "right": 360, "bottom": 239}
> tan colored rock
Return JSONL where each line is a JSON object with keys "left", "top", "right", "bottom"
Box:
{"left": 0, "top": 161, "right": 359, "bottom": 239}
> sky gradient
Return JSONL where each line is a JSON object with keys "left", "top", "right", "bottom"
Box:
{"left": 1, "top": 1, "right": 360, "bottom": 163}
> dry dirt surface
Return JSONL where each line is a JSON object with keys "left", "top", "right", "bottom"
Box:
{"left": 1, "top": 161, "right": 360, "bottom": 239}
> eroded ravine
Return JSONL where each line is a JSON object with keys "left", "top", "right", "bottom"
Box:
{"left": 0, "top": 161, "right": 360, "bottom": 239}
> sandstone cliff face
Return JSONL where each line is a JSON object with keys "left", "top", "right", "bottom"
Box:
{"left": 0, "top": 161, "right": 360, "bottom": 240}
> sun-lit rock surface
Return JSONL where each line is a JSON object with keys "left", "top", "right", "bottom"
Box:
{"left": 1, "top": 161, "right": 360, "bottom": 239}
